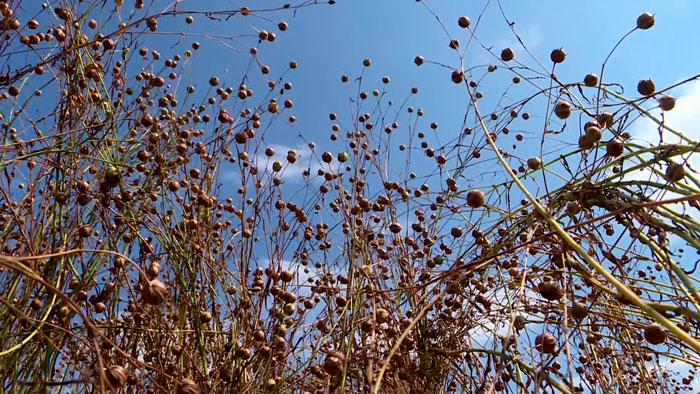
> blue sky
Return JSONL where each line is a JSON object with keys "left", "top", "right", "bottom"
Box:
{"left": 257, "top": 0, "right": 700, "bottom": 152}
{"left": 171, "top": 0, "right": 700, "bottom": 193}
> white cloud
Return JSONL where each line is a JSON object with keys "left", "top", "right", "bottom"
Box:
{"left": 631, "top": 80, "right": 700, "bottom": 174}
{"left": 622, "top": 81, "right": 700, "bottom": 218}
{"left": 221, "top": 143, "right": 323, "bottom": 185}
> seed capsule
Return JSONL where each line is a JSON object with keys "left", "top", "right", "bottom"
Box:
{"left": 550, "top": 48, "right": 566, "bottom": 63}
{"left": 606, "top": 138, "right": 624, "bottom": 157}
{"left": 554, "top": 101, "right": 571, "bottom": 119}
{"left": 526, "top": 157, "right": 541, "bottom": 170}
{"left": 637, "top": 78, "right": 655, "bottom": 96}
{"left": 658, "top": 95, "right": 676, "bottom": 111}
{"left": 665, "top": 163, "right": 685, "bottom": 182}
{"left": 105, "top": 365, "right": 127, "bottom": 388}
{"left": 535, "top": 333, "right": 557, "bottom": 353}
{"left": 467, "top": 189, "right": 485, "bottom": 208}
{"left": 584, "top": 73, "right": 598, "bottom": 87}
{"left": 501, "top": 47, "right": 515, "bottom": 62}
{"left": 644, "top": 322, "right": 667, "bottom": 345}
{"left": 141, "top": 279, "right": 167, "bottom": 305}
{"left": 636, "top": 12, "right": 655, "bottom": 29}
{"left": 176, "top": 378, "right": 200, "bottom": 394}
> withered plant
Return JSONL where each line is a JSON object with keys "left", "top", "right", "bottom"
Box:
{"left": 0, "top": 1, "right": 698, "bottom": 394}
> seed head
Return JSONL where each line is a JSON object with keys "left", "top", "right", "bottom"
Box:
{"left": 526, "top": 157, "right": 541, "bottom": 170}
{"left": 141, "top": 279, "right": 167, "bottom": 305}
{"left": 571, "top": 302, "right": 588, "bottom": 320}
{"left": 637, "top": 78, "right": 655, "bottom": 96}
{"left": 584, "top": 73, "right": 598, "bottom": 87}
{"left": 451, "top": 70, "right": 464, "bottom": 84}
{"left": 644, "top": 322, "right": 667, "bottom": 345}
{"left": 104, "top": 365, "right": 127, "bottom": 388}
{"left": 665, "top": 163, "right": 685, "bottom": 182}
{"left": 636, "top": 12, "right": 655, "bottom": 29}
{"left": 535, "top": 332, "right": 557, "bottom": 353}
{"left": 658, "top": 95, "right": 676, "bottom": 111}
{"left": 500, "top": 47, "right": 515, "bottom": 62}
{"left": 554, "top": 101, "right": 571, "bottom": 119}
{"left": 176, "top": 378, "right": 200, "bottom": 394}
{"left": 606, "top": 138, "right": 624, "bottom": 157}
{"left": 585, "top": 125, "right": 602, "bottom": 142}
{"left": 550, "top": 48, "right": 566, "bottom": 63}
{"left": 467, "top": 189, "right": 485, "bottom": 208}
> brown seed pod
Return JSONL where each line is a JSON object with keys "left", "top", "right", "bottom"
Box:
{"left": 389, "top": 223, "right": 402, "bottom": 233}
{"left": 458, "top": 16, "right": 471, "bottom": 28}
{"left": 585, "top": 125, "right": 602, "bottom": 142}
{"left": 597, "top": 111, "right": 614, "bottom": 129}
{"left": 280, "top": 269, "right": 294, "bottom": 282}
{"left": 321, "top": 151, "right": 333, "bottom": 163}
{"left": 526, "top": 157, "right": 541, "bottom": 170}
{"left": 636, "top": 12, "right": 655, "bottom": 30}
{"left": 236, "top": 347, "right": 252, "bottom": 359}
{"left": 176, "top": 378, "right": 200, "bottom": 394}
{"left": 414, "top": 56, "right": 424, "bottom": 66}
{"left": 141, "top": 279, "right": 167, "bottom": 305}
{"left": 451, "top": 70, "right": 464, "bottom": 84}
{"left": 570, "top": 302, "right": 588, "bottom": 320}
{"left": 286, "top": 150, "right": 297, "bottom": 163}
{"left": 658, "top": 95, "right": 676, "bottom": 111}
{"left": 637, "top": 78, "right": 655, "bottom": 96}
{"left": 268, "top": 101, "right": 278, "bottom": 113}
{"left": 583, "top": 73, "right": 598, "bottom": 87}
{"left": 554, "top": 101, "right": 571, "bottom": 119}
{"left": 57, "top": 305, "right": 71, "bottom": 318}
{"left": 55, "top": 7, "right": 72, "bottom": 21}
{"left": 283, "top": 303, "right": 295, "bottom": 315}
{"left": 500, "top": 47, "right": 515, "bottom": 62}
{"left": 317, "top": 321, "right": 331, "bottom": 334}
{"left": 199, "top": 310, "right": 212, "bottom": 323}
{"left": 550, "top": 48, "right": 566, "bottom": 63}
{"left": 335, "top": 295, "right": 347, "bottom": 307}
{"left": 566, "top": 201, "right": 581, "bottom": 215}
{"left": 467, "top": 189, "right": 485, "bottom": 208}
{"left": 78, "top": 225, "right": 93, "bottom": 237}
{"left": 513, "top": 315, "right": 526, "bottom": 330}
{"left": 535, "top": 332, "right": 557, "bottom": 353}
{"left": 147, "top": 262, "right": 160, "bottom": 277}
{"left": 538, "top": 280, "right": 564, "bottom": 301}
{"left": 606, "top": 138, "right": 624, "bottom": 157}
{"left": 644, "top": 322, "right": 667, "bottom": 345}
{"left": 323, "top": 351, "right": 346, "bottom": 376}
{"left": 665, "top": 163, "right": 686, "bottom": 182}
{"left": 104, "top": 365, "right": 127, "bottom": 388}
{"left": 375, "top": 308, "right": 390, "bottom": 324}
